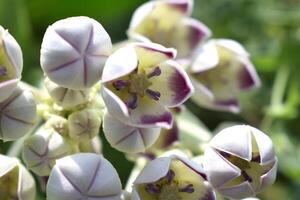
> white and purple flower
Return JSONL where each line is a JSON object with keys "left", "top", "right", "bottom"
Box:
{"left": 187, "top": 39, "right": 261, "bottom": 113}
{"left": 132, "top": 155, "right": 216, "bottom": 200}
{"left": 0, "top": 25, "right": 23, "bottom": 103}
{"left": 128, "top": 0, "right": 211, "bottom": 59}
{"left": 203, "top": 125, "right": 277, "bottom": 199}
{"left": 101, "top": 42, "right": 193, "bottom": 129}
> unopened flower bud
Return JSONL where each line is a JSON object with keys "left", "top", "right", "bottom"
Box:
{"left": 45, "top": 115, "right": 68, "bottom": 136}
{"left": 0, "top": 86, "right": 36, "bottom": 141}
{"left": 203, "top": 125, "right": 277, "bottom": 199}
{"left": 45, "top": 78, "right": 90, "bottom": 108}
{"left": 47, "top": 153, "right": 122, "bottom": 200}
{"left": 40, "top": 16, "right": 112, "bottom": 90}
{"left": 103, "top": 113, "right": 161, "bottom": 153}
{"left": 78, "top": 136, "right": 102, "bottom": 154}
{"left": 0, "top": 25, "right": 23, "bottom": 103}
{"left": 0, "top": 155, "right": 36, "bottom": 200}
{"left": 22, "top": 127, "right": 71, "bottom": 176}
{"left": 133, "top": 155, "right": 216, "bottom": 200}
{"left": 68, "top": 109, "right": 102, "bottom": 141}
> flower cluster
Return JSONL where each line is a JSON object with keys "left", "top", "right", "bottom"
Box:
{"left": 0, "top": 0, "right": 277, "bottom": 200}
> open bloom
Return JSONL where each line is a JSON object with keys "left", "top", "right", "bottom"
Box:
{"left": 0, "top": 155, "right": 36, "bottom": 200}
{"left": 132, "top": 155, "right": 216, "bottom": 200}
{"left": 0, "top": 25, "right": 23, "bottom": 103}
{"left": 40, "top": 16, "right": 112, "bottom": 90}
{"left": 188, "top": 39, "right": 260, "bottom": 113}
{"left": 203, "top": 125, "right": 277, "bottom": 199}
{"left": 101, "top": 43, "right": 193, "bottom": 129}
{"left": 128, "top": 0, "right": 210, "bottom": 59}
{"left": 47, "top": 153, "right": 122, "bottom": 200}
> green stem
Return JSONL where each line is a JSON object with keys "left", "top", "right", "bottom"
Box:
{"left": 271, "top": 66, "right": 290, "bottom": 107}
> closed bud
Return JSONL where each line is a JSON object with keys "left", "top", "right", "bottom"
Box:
{"left": 68, "top": 109, "right": 102, "bottom": 141}
{"left": 103, "top": 113, "right": 161, "bottom": 153}
{"left": 45, "top": 78, "right": 90, "bottom": 108}
{"left": 47, "top": 153, "right": 122, "bottom": 200}
{"left": 40, "top": 16, "right": 112, "bottom": 90}
{"left": 0, "top": 25, "right": 23, "bottom": 103}
{"left": 0, "top": 155, "right": 36, "bottom": 200}
{"left": 0, "top": 86, "right": 36, "bottom": 141}
{"left": 203, "top": 125, "right": 277, "bottom": 199}
{"left": 78, "top": 136, "right": 102, "bottom": 154}
{"left": 22, "top": 126, "right": 71, "bottom": 176}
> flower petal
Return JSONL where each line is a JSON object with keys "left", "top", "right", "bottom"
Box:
{"left": 218, "top": 181, "right": 254, "bottom": 199}
{"left": 210, "top": 125, "right": 252, "bottom": 161}
{"left": 0, "top": 78, "right": 19, "bottom": 103}
{"left": 134, "top": 157, "right": 171, "bottom": 184}
{"left": 101, "top": 45, "right": 138, "bottom": 83}
{"left": 259, "top": 159, "right": 277, "bottom": 191}
{"left": 190, "top": 41, "right": 219, "bottom": 73}
{"left": 204, "top": 147, "right": 241, "bottom": 188}
{"left": 149, "top": 60, "right": 193, "bottom": 107}
{"left": 214, "top": 39, "right": 249, "bottom": 57}
{"left": 135, "top": 43, "right": 176, "bottom": 70}
{"left": 171, "top": 17, "right": 211, "bottom": 58}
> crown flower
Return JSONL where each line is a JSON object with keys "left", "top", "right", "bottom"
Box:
{"left": 0, "top": 86, "right": 37, "bottom": 141}
{"left": 188, "top": 39, "right": 261, "bottom": 112}
{"left": 0, "top": 155, "right": 36, "bottom": 200}
{"left": 132, "top": 155, "right": 216, "bottom": 200}
{"left": 40, "top": 16, "right": 112, "bottom": 90}
{"left": 203, "top": 125, "right": 277, "bottom": 199}
{"left": 22, "top": 126, "right": 71, "bottom": 176}
{"left": 103, "top": 112, "right": 161, "bottom": 153}
{"left": 101, "top": 42, "right": 194, "bottom": 129}
{"left": 46, "top": 153, "right": 122, "bottom": 200}
{"left": 0, "top": 26, "right": 23, "bottom": 103}
{"left": 128, "top": 0, "right": 210, "bottom": 58}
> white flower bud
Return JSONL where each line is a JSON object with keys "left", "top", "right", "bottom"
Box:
{"left": 47, "top": 153, "right": 122, "bottom": 200}
{"left": 68, "top": 109, "right": 102, "bottom": 141}
{"left": 0, "top": 155, "right": 36, "bottom": 200}
{"left": 22, "top": 126, "right": 71, "bottom": 176}
{"left": 0, "top": 86, "right": 37, "bottom": 141}
{"left": 40, "top": 16, "right": 112, "bottom": 90}
{"left": 203, "top": 125, "right": 277, "bottom": 199}
{"left": 103, "top": 113, "right": 161, "bottom": 153}
{"left": 0, "top": 25, "right": 23, "bottom": 103}
{"left": 45, "top": 78, "right": 90, "bottom": 108}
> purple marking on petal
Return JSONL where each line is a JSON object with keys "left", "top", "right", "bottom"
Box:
{"left": 113, "top": 80, "right": 128, "bottom": 90}
{"left": 215, "top": 99, "right": 239, "bottom": 107}
{"left": 239, "top": 66, "right": 256, "bottom": 89}
{"left": 126, "top": 94, "right": 138, "bottom": 109}
{"left": 147, "top": 66, "right": 161, "bottom": 78}
{"left": 169, "top": 2, "right": 189, "bottom": 14}
{"left": 137, "top": 45, "right": 175, "bottom": 59}
{"left": 0, "top": 66, "right": 7, "bottom": 76}
{"left": 140, "top": 112, "right": 173, "bottom": 126}
{"left": 251, "top": 155, "right": 261, "bottom": 163}
{"left": 169, "top": 67, "right": 191, "bottom": 104}
{"left": 241, "top": 170, "right": 252, "bottom": 182}
{"left": 201, "top": 186, "right": 216, "bottom": 200}
{"left": 219, "top": 151, "right": 231, "bottom": 158}
{"left": 179, "top": 184, "right": 194, "bottom": 193}
{"left": 146, "top": 89, "right": 161, "bottom": 101}
{"left": 162, "top": 122, "right": 179, "bottom": 148}
{"left": 188, "top": 24, "right": 208, "bottom": 50}
{"left": 145, "top": 183, "right": 160, "bottom": 194}
{"left": 165, "top": 170, "right": 175, "bottom": 183}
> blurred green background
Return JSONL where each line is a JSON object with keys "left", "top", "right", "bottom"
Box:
{"left": 1, "top": 0, "right": 300, "bottom": 199}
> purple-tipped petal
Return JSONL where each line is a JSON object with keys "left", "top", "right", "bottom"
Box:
{"left": 165, "top": 0, "right": 194, "bottom": 16}
{"left": 238, "top": 58, "right": 261, "bottom": 90}
{"left": 134, "top": 157, "right": 171, "bottom": 184}
{"left": 135, "top": 43, "right": 177, "bottom": 69}
{"left": 101, "top": 45, "right": 138, "bottom": 83}
{"left": 150, "top": 60, "right": 194, "bottom": 107}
